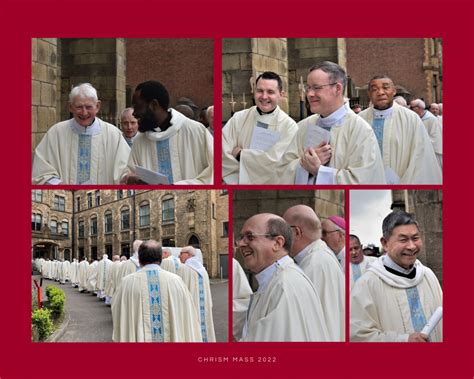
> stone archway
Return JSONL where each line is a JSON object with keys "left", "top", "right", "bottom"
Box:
{"left": 187, "top": 234, "right": 200, "bottom": 248}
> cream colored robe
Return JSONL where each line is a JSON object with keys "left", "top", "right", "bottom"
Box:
{"left": 350, "top": 258, "right": 443, "bottom": 342}
{"left": 222, "top": 106, "right": 298, "bottom": 184}
{"left": 118, "top": 255, "right": 140, "bottom": 283}
{"left": 105, "top": 261, "right": 123, "bottom": 298}
{"left": 70, "top": 259, "right": 79, "bottom": 286}
{"left": 359, "top": 103, "right": 442, "bottom": 184}
{"left": 59, "top": 260, "right": 70, "bottom": 284}
{"left": 128, "top": 109, "right": 213, "bottom": 184}
{"left": 232, "top": 258, "right": 252, "bottom": 341}
{"left": 96, "top": 255, "right": 112, "bottom": 292}
{"left": 86, "top": 261, "right": 98, "bottom": 292}
{"left": 111, "top": 265, "right": 202, "bottom": 342}
{"left": 241, "top": 258, "right": 329, "bottom": 342}
{"left": 277, "top": 111, "right": 385, "bottom": 184}
{"left": 177, "top": 262, "right": 216, "bottom": 342}
{"left": 78, "top": 260, "right": 89, "bottom": 291}
{"left": 421, "top": 110, "right": 443, "bottom": 167}
{"left": 349, "top": 255, "right": 377, "bottom": 290}
{"left": 32, "top": 118, "right": 130, "bottom": 184}
{"left": 160, "top": 256, "right": 182, "bottom": 275}
{"left": 295, "top": 240, "right": 345, "bottom": 341}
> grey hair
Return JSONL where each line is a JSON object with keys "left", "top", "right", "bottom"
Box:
{"left": 412, "top": 98, "right": 426, "bottom": 109}
{"left": 181, "top": 246, "right": 196, "bottom": 256}
{"left": 382, "top": 211, "right": 419, "bottom": 239}
{"left": 132, "top": 239, "right": 143, "bottom": 253}
{"left": 266, "top": 218, "right": 293, "bottom": 253}
{"left": 121, "top": 107, "right": 135, "bottom": 118}
{"left": 69, "top": 83, "right": 98, "bottom": 103}
{"left": 309, "top": 61, "right": 347, "bottom": 92}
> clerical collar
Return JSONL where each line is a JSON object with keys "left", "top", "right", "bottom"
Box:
{"left": 373, "top": 107, "right": 393, "bottom": 119}
{"left": 154, "top": 111, "right": 173, "bottom": 132}
{"left": 70, "top": 117, "right": 102, "bottom": 135}
{"left": 185, "top": 256, "right": 206, "bottom": 276}
{"left": 294, "top": 240, "right": 318, "bottom": 265}
{"left": 382, "top": 254, "right": 415, "bottom": 275}
{"left": 255, "top": 255, "right": 291, "bottom": 293}
{"left": 317, "top": 103, "right": 348, "bottom": 129}
{"left": 142, "top": 263, "right": 161, "bottom": 271}
{"left": 256, "top": 106, "right": 277, "bottom": 115}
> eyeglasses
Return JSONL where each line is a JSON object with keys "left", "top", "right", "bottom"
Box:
{"left": 235, "top": 233, "right": 278, "bottom": 244}
{"left": 322, "top": 229, "right": 340, "bottom": 237}
{"left": 304, "top": 83, "right": 338, "bottom": 93}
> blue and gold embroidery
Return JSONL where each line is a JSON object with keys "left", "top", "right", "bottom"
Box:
{"left": 77, "top": 135, "right": 92, "bottom": 184}
{"left": 156, "top": 140, "right": 173, "bottom": 184}
{"left": 146, "top": 270, "right": 164, "bottom": 342}
{"left": 198, "top": 274, "right": 208, "bottom": 342}
{"left": 406, "top": 286, "right": 427, "bottom": 332}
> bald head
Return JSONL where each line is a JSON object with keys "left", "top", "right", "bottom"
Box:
{"left": 410, "top": 99, "right": 426, "bottom": 117}
{"left": 112, "top": 255, "right": 120, "bottom": 262}
{"left": 175, "top": 104, "right": 195, "bottom": 119}
{"left": 429, "top": 103, "right": 440, "bottom": 115}
{"left": 283, "top": 205, "right": 322, "bottom": 257}
{"left": 138, "top": 240, "right": 162, "bottom": 266}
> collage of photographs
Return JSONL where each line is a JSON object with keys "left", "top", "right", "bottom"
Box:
{"left": 31, "top": 38, "right": 443, "bottom": 344}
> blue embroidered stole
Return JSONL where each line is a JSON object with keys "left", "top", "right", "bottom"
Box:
{"left": 372, "top": 118, "right": 385, "bottom": 155}
{"left": 198, "top": 273, "right": 208, "bottom": 342}
{"left": 146, "top": 270, "right": 164, "bottom": 342}
{"left": 77, "top": 134, "right": 92, "bottom": 184}
{"left": 156, "top": 140, "right": 174, "bottom": 184}
{"left": 351, "top": 263, "right": 362, "bottom": 282}
{"left": 405, "top": 286, "right": 427, "bottom": 332}
{"left": 173, "top": 257, "right": 180, "bottom": 272}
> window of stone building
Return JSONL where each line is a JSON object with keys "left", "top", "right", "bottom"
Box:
{"left": 76, "top": 197, "right": 81, "bottom": 212}
{"left": 162, "top": 238, "right": 175, "bottom": 247}
{"left": 78, "top": 220, "right": 85, "bottom": 238}
{"left": 32, "top": 190, "right": 43, "bottom": 203}
{"left": 188, "top": 234, "right": 200, "bottom": 248}
{"left": 117, "top": 190, "right": 123, "bottom": 200}
{"left": 90, "top": 217, "right": 98, "bottom": 236}
{"left": 32, "top": 213, "right": 42, "bottom": 231}
{"left": 162, "top": 197, "right": 174, "bottom": 223}
{"left": 121, "top": 208, "right": 130, "bottom": 230}
{"left": 212, "top": 203, "right": 216, "bottom": 219}
{"left": 62, "top": 220, "right": 69, "bottom": 237}
{"left": 105, "top": 245, "right": 113, "bottom": 258}
{"left": 95, "top": 190, "right": 101, "bottom": 206}
{"left": 50, "top": 219, "right": 58, "bottom": 234}
{"left": 54, "top": 195, "right": 65, "bottom": 211}
{"left": 91, "top": 246, "right": 98, "bottom": 261}
{"left": 87, "top": 192, "right": 93, "bottom": 208}
{"left": 105, "top": 211, "right": 113, "bottom": 233}
{"left": 127, "top": 190, "right": 135, "bottom": 197}
{"left": 139, "top": 203, "right": 150, "bottom": 227}
{"left": 121, "top": 243, "right": 130, "bottom": 258}
{"left": 222, "top": 221, "right": 229, "bottom": 237}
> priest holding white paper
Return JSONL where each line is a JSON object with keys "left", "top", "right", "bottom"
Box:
{"left": 32, "top": 83, "right": 131, "bottom": 184}
{"left": 276, "top": 61, "right": 385, "bottom": 185}
{"left": 124, "top": 81, "right": 213, "bottom": 185}
{"left": 350, "top": 211, "right": 443, "bottom": 342}
{"left": 111, "top": 240, "right": 202, "bottom": 342}
{"left": 222, "top": 71, "right": 298, "bottom": 184}
{"left": 237, "top": 213, "right": 329, "bottom": 342}
{"left": 358, "top": 76, "right": 442, "bottom": 184}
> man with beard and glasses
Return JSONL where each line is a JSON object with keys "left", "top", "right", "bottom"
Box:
{"left": 350, "top": 211, "right": 443, "bottom": 342}
{"left": 33, "top": 83, "right": 130, "bottom": 184}
{"left": 222, "top": 71, "right": 298, "bottom": 184}
{"left": 358, "top": 75, "right": 442, "bottom": 184}
{"left": 123, "top": 81, "right": 213, "bottom": 184}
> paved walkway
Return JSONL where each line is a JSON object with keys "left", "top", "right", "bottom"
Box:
{"left": 33, "top": 276, "right": 228, "bottom": 342}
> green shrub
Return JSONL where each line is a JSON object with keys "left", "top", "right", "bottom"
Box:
{"left": 45, "top": 285, "right": 65, "bottom": 319}
{"left": 32, "top": 308, "right": 53, "bottom": 341}
{"left": 32, "top": 289, "right": 38, "bottom": 312}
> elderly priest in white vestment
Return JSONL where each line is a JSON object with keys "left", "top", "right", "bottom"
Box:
{"left": 160, "top": 248, "right": 182, "bottom": 274}
{"left": 111, "top": 240, "right": 202, "bottom": 342}
{"left": 222, "top": 71, "right": 298, "bottom": 184}
{"left": 358, "top": 76, "right": 442, "bottom": 184}
{"left": 283, "top": 205, "right": 345, "bottom": 341}
{"left": 350, "top": 211, "right": 443, "bottom": 342}
{"left": 32, "top": 83, "right": 130, "bottom": 184}
{"left": 123, "top": 81, "right": 213, "bottom": 185}
{"left": 349, "top": 234, "right": 376, "bottom": 291}
{"left": 178, "top": 246, "right": 216, "bottom": 342}
{"left": 275, "top": 61, "right": 385, "bottom": 185}
{"left": 237, "top": 213, "right": 329, "bottom": 342}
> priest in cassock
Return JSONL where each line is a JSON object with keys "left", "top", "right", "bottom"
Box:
{"left": 177, "top": 246, "right": 216, "bottom": 342}
{"left": 358, "top": 76, "right": 442, "bottom": 184}
{"left": 282, "top": 205, "right": 345, "bottom": 341}
{"left": 275, "top": 61, "right": 385, "bottom": 184}
{"left": 124, "top": 81, "right": 213, "bottom": 184}
{"left": 32, "top": 83, "right": 130, "bottom": 184}
{"left": 222, "top": 71, "right": 298, "bottom": 184}
{"left": 111, "top": 240, "right": 202, "bottom": 342}
{"left": 237, "top": 213, "right": 329, "bottom": 342}
{"left": 350, "top": 211, "right": 443, "bottom": 342}
{"left": 349, "top": 234, "right": 376, "bottom": 290}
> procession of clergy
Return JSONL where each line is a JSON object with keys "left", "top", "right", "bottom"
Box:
{"left": 35, "top": 240, "right": 216, "bottom": 342}
{"left": 32, "top": 81, "right": 213, "bottom": 185}
{"left": 233, "top": 209, "right": 442, "bottom": 342}
{"left": 223, "top": 61, "right": 442, "bottom": 185}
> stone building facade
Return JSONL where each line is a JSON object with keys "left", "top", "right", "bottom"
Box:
{"left": 32, "top": 38, "right": 213, "bottom": 151}
{"left": 222, "top": 38, "right": 442, "bottom": 122}
{"left": 391, "top": 190, "right": 443, "bottom": 285}
{"left": 32, "top": 190, "right": 228, "bottom": 278}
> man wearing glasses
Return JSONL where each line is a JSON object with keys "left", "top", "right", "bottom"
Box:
{"left": 236, "top": 213, "right": 329, "bottom": 341}
{"left": 276, "top": 61, "right": 385, "bottom": 184}
{"left": 321, "top": 216, "right": 346, "bottom": 272}
{"left": 222, "top": 71, "right": 298, "bottom": 184}
{"left": 359, "top": 76, "right": 442, "bottom": 184}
